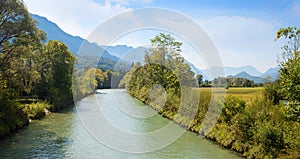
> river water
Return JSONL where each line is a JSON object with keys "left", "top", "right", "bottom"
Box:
{"left": 0, "top": 89, "right": 242, "bottom": 159}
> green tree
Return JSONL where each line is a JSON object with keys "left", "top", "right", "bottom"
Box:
{"left": 276, "top": 26, "right": 300, "bottom": 121}
{"left": 119, "top": 62, "right": 142, "bottom": 88}
{"left": 0, "top": 0, "right": 45, "bottom": 92}
{"left": 0, "top": 0, "right": 43, "bottom": 69}
{"left": 196, "top": 74, "right": 203, "bottom": 87}
{"left": 124, "top": 33, "right": 195, "bottom": 116}
{"left": 36, "top": 40, "right": 75, "bottom": 108}
{"left": 145, "top": 33, "right": 195, "bottom": 86}
{"left": 276, "top": 26, "right": 300, "bottom": 102}
{"left": 0, "top": 0, "right": 45, "bottom": 137}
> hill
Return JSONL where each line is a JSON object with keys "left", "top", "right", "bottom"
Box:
{"left": 231, "top": 71, "right": 263, "bottom": 83}
{"left": 31, "top": 14, "right": 129, "bottom": 71}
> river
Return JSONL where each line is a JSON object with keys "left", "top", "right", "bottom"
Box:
{"left": 0, "top": 89, "right": 242, "bottom": 159}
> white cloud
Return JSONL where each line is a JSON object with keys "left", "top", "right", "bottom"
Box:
{"left": 86, "top": 12, "right": 283, "bottom": 72}
{"left": 196, "top": 16, "right": 282, "bottom": 72}
{"left": 23, "top": 0, "right": 131, "bottom": 38}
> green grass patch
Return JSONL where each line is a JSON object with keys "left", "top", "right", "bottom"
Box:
{"left": 197, "top": 87, "right": 264, "bottom": 103}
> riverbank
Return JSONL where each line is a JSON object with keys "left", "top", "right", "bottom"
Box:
{"left": 0, "top": 95, "right": 75, "bottom": 138}
{"left": 0, "top": 89, "right": 94, "bottom": 138}
{"left": 0, "top": 100, "right": 50, "bottom": 138}
{"left": 128, "top": 87, "right": 300, "bottom": 158}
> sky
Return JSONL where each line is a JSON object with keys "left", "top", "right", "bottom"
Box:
{"left": 23, "top": 0, "right": 300, "bottom": 72}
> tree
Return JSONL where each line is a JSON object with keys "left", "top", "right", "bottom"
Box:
{"left": 119, "top": 62, "right": 141, "bottom": 88}
{"left": 0, "top": 0, "right": 44, "bottom": 69}
{"left": 196, "top": 74, "right": 203, "bottom": 87}
{"left": 145, "top": 33, "right": 195, "bottom": 86}
{"left": 124, "top": 33, "right": 195, "bottom": 114}
{"left": 276, "top": 26, "right": 300, "bottom": 102}
{"left": 36, "top": 40, "right": 75, "bottom": 108}
{"left": 0, "top": 0, "right": 45, "bottom": 92}
{"left": 276, "top": 26, "right": 300, "bottom": 121}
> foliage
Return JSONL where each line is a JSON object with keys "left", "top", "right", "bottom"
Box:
{"left": 0, "top": 90, "right": 28, "bottom": 137}
{"left": 212, "top": 77, "right": 257, "bottom": 87}
{"left": 0, "top": 1, "right": 76, "bottom": 137}
{"left": 0, "top": 0, "right": 45, "bottom": 92}
{"left": 220, "top": 95, "right": 245, "bottom": 123}
{"left": 276, "top": 26, "right": 300, "bottom": 103}
{"left": 21, "top": 101, "right": 52, "bottom": 120}
{"left": 275, "top": 26, "right": 300, "bottom": 123}
{"left": 264, "top": 80, "right": 283, "bottom": 104}
{"left": 196, "top": 74, "right": 203, "bottom": 86}
{"left": 205, "top": 94, "right": 300, "bottom": 158}
{"left": 34, "top": 40, "right": 76, "bottom": 110}
{"left": 72, "top": 66, "right": 125, "bottom": 101}
{"left": 123, "top": 33, "right": 195, "bottom": 119}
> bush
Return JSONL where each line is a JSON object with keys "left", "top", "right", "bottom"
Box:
{"left": 0, "top": 90, "right": 29, "bottom": 137}
{"left": 21, "top": 101, "right": 52, "bottom": 120}
{"left": 220, "top": 95, "right": 246, "bottom": 123}
{"left": 264, "top": 80, "right": 283, "bottom": 104}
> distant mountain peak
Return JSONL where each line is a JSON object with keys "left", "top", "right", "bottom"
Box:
{"left": 235, "top": 71, "right": 250, "bottom": 76}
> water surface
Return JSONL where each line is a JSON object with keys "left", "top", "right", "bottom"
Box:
{"left": 0, "top": 89, "right": 242, "bottom": 159}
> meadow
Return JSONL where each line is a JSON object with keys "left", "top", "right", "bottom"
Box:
{"left": 198, "top": 87, "right": 264, "bottom": 103}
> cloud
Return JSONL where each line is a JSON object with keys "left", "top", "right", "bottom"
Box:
{"left": 23, "top": 0, "right": 131, "bottom": 38}
{"left": 196, "top": 16, "right": 282, "bottom": 72}
{"left": 107, "top": 15, "right": 283, "bottom": 72}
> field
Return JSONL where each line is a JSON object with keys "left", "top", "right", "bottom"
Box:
{"left": 197, "top": 87, "right": 264, "bottom": 103}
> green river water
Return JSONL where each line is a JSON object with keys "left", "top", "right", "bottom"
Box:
{"left": 0, "top": 89, "right": 242, "bottom": 159}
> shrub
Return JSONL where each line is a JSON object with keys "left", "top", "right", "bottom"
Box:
{"left": 22, "top": 101, "right": 52, "bottom": 120}
{"left": 264, "top": 80, "right": 283, "bottom": 104}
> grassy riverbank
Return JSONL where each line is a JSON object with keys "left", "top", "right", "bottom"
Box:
{"left": 128, "top": 87, "right": 300, "bottom": 158}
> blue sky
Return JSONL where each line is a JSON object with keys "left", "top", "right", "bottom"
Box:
{"left": 23, "top": 0, "right": 300, "bottom": 72}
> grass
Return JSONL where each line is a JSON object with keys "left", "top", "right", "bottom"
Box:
{"left": 197, "top": 87, "right": 264, "bottom": 103}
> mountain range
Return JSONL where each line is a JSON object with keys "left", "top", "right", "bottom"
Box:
{"left": 31, "top": 14, "right": 279, "bottom": 82}
{"left": 199, "top": 66, "right": 279, "bottom": 82}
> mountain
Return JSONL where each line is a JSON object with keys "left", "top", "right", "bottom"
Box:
{"left": 200, "top": 65, "right": 261, "bottom": 80}
{"left": 232, "top": 71, "right": 263, "bottom": 83}
{"left": 105, "top": 45, "right": 134, "bottom": 57}
{"left": 32, "top": 14, "right": 83, "bottom": 54}
{"left": 199, "top": 65, "right": 279, "bottom": 82}
{"left": 109, "top": 46, "right": 148, "bottom": 63}
{"left": 227, "top": 65, "right": 262, "bottom": 76}
{"left": 31, "top": 14, "right": 130, "bottom": 71}
{"left": 31, "top": 15, "right": 119, "bottom": 60}
{"left": 262, "top": 67, "right": 280, "bottom": 81}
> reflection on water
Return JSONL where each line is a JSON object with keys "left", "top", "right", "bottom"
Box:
{"left": 0, "top": 89, "right": 242, "bottom": 159}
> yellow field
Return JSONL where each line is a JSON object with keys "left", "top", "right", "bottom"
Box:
{"left": 197, "top": 87, "right": 264, "bottom": 103}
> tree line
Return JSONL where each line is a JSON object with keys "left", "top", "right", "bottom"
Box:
{"left": 195, "top": 73, "right": 263, "bottom": 88}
